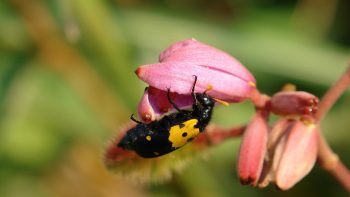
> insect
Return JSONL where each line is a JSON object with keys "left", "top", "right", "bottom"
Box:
{"left": 117, "top": 76, "right": 216, "bottom": 158}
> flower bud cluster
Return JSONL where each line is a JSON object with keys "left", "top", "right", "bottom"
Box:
{"left": 238, "top": 91, "right": 319, "bottom": 190}
{"left": 105, "top": 39, "right": 320, "bottom": 189}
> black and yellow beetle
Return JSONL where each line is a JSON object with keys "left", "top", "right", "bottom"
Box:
{"left": 117, "top": 76, "right": 216, "bottom": 158}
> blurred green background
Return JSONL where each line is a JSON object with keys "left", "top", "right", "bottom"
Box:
{"left": 1, "top": 0, "right": 350, "bottom": 196}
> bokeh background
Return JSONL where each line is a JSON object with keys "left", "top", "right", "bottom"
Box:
{"left": 1, "top": 0, "right": 350, "bottom": 196}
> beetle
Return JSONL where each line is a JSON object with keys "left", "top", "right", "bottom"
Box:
{"left": 118, "top": 76, "right": 215, "bottom": 158}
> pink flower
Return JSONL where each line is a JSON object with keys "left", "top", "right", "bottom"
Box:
{"left": 136, "top": 38, "right": 256, "bottom": 121}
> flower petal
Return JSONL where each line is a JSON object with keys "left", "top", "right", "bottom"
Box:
{"left": 159, "top": 39, "right": 255, "bottom": 83}
{"left": 136, "top": 61, "right": 255, "bottom": 102}
{"left": 267, "top": 119, "right": 294, "bottom": 150}
{"left": 136, "top": 39, "right": 256, "bottom": 102}
{"left": 137, "top": 88, "right": 157, "bottom": 122}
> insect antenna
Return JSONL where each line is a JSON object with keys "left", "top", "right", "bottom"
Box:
{"left": 191, "top": 75, "right": 198, "bottom": 104}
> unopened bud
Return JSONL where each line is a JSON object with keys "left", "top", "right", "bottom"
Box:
{"left": 274, "top": 121, "right": 318, "bottom": 190}
{"left": 270, "top": 91, "right": 318, "bottom": 117}
{"left": 237, "top": 112, "right": 268, "bottom": 186}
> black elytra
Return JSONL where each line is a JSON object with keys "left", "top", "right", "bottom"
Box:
{"left": 118, "top": 76, "right": 215, "bottom": 158}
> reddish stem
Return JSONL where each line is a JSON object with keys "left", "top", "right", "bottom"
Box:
{"left": 314, "top": 65, "right": 350, "bottom": 193}
{"left": 202, "top": 124, "right": 245, "bottom": 145}
{"left": 315, "top": 65, "right": 350, "bottom": 122}
{"left": 317, "top": 131, "right": 350, "bottom": 192}
{"left": 250, "top": 89, "right": 270, "bottom": 109}
{"left": 331, "top": 162, "right": 350, "bottom": 192}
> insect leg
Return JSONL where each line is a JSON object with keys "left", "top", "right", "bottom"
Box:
{"left": 167, "top": 89, "right": 182, "bottom": 113}
{"left": 130, "top": 114, "right": 143, "bottom": 124}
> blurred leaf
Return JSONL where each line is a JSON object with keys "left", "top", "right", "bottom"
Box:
{"left": 69, "top": 0, "right": 143, "bottom": 107}
{"left": 0, "top": 2, "right": 32, "bottom": 52}
{"left": 0, "top": 63, "right": 103, "bottom": 170}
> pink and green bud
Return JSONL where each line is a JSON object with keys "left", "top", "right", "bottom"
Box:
{"left": 270, "top": 91, "right": 318, "bottom": 117}
{"left": 136, "top": 38, "right": 256, "bottom": 121}
{"left": 237, "top": 111, "right": 268, "bottom": 186}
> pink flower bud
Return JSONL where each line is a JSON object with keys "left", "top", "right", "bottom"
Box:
{"left": 135, "top": 39, "right": 256, "bottom": 120}
{"left": 274, "top": 121, "right": 318, "bottom": 190}
{"left": 237, "top": 111, "right": 268, "bottom": 186}
{"left": 257, "top": 119, "right": 293, "bottom": 188}
{"left": 270, "top": 91, "right": 318, "bottom": 116}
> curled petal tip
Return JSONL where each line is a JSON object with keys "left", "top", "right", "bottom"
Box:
{"left": 137, "top": 88, "right": 157, "bottom": 122}
{"left": 137, "top": 86, "right": 193, "bottom": 121}
{"left": 135, "top": 67, "right": 142, "bottom": 77}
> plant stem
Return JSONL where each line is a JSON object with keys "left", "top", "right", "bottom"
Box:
{"left": 332, "top": 162, "right": 350, "bottom": 193}
{"left": 250, "top": 89, "right": 270, "bottom": 109}
{"left": 314, "top": 65, "right": 350, "bottom": 193}
{"left": 317, "top": 131, "right": 350, "bottom": 193}
{"left": 315, "top": 65, "right": 350, "bottom": 122}
{"left": 201, "top": 124, "right": 245, "bottom": 145}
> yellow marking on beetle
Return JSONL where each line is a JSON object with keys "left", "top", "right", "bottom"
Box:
{"left": 146, "top": 135, "right": 151, "bottom": 141}
{"left": 168, "top": 119, "right": 200, "bottom": 148}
